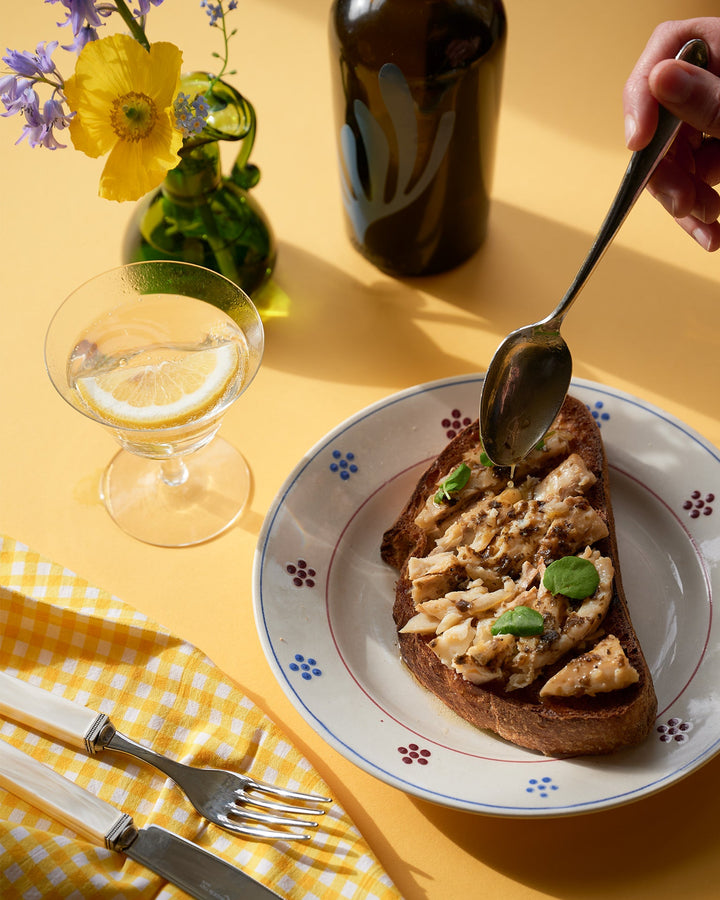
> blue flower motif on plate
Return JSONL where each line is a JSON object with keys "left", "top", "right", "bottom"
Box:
{"left": 526, "top": 777, "right": 559, "bottom": 799}
{"left": 329, "top": 449, "right": 358, "bottom": 481}
{"left": 288, "top": 654, "right": 322, "bottom": 680}
{"left": 588, "top": 401, "right": 610, "bottom": 426}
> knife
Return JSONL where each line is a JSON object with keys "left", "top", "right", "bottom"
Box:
{"left": 0, "top": 738, "right": 282, "bottom": 900}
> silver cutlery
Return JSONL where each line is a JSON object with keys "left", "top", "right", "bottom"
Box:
{"left": 0, "top": 670, "right": 331, "bottom": 840}
{"left": 478, "top": 38, "right": 709, "bottom": 467}
{"left": 0, "top": 737, "right": 282, "bottom": 900}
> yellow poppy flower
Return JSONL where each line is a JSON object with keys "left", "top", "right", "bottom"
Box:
{"left": 64, "top": 34, "right": 184, "bottom": 202}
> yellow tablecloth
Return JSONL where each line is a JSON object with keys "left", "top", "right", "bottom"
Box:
{"left": 0, "top": 536, "right": 400, "bottom": 899}
{"left": 2, "top": 1, "right": 720, "bottom": 898}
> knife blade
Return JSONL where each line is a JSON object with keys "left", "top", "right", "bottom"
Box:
{"left": 0, "top": 738, "right": 282, "bottom": 900}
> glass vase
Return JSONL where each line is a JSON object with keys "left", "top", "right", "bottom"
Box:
{"left": 123, "top": 73, "right": 276, "bottom": 297}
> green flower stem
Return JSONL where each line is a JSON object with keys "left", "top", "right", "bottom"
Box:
{"left": 34, "top": 74, "right": 66, "bottom": 99}
{"left": 197, "top": 201, "right": 241, "bottom": 285}
{"left": 209, "top": 1, "right": 237, "bottom": 89}
{"left": 114, "top": 0, "right": 151, "bottom": 52}
{"left": 164, "top": 140, "right": 242, "bottom": 284}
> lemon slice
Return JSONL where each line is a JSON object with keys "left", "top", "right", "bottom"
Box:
{"left": 75, "top": 342, "right": 241, "bottom": 429}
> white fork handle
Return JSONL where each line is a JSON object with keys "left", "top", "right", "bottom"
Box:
{"left": 0, "top": 738, "right": 125, "bottom": 846}
{"left": 0, "top": 671, "right": 101, "bottom": 751}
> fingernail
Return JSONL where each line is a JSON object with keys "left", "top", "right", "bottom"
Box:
{"left": 655, "top": 64, "right": 694, "bottom": 104}
{"left": 692, "top": 226, "right": 712, "bottom": 250}
{"left": 624, "top": 114, "right": 637, "bottom": 146}
{"left": 656, "top": 191, "right": 678, "bottom": 217}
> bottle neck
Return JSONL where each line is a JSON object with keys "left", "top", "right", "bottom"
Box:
{"left": 163, "top": 142, "right": 222, "bottom": 202}
{"left": 332, "top": 0, "right": 506, "bottom": 78}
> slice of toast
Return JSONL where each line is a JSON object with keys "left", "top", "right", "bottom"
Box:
{"left": 381, "top": 395, "right": 657, "bottom": 757}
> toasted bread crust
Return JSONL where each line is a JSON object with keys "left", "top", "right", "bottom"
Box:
{"left": 382, "top": 395, "right": 657, "bottom": 757}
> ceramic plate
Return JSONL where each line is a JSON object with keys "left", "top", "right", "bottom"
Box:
{"left": 252, "top": 376, "right": 720, "bottom": 816}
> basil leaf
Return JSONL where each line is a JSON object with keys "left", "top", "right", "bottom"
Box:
{"left": 542, "top": 556, "right": 600, "bottom": 600}
{"left": 490, "top": 606, "right": 544, "bottom": 637}
{"left": 534, "top": 430, "right": 554, "bottom": 452}
{"left": 434, "top": 462, "right": 471, "bottom": 504}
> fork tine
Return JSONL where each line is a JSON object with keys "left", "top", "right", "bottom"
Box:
{"left": 242, "top": 776, "right": 332, "bottom": 806}
{"left": 229, "top": 803, "right": 319, "bottom": 830}
{"left": 216, "top": 816, "right": 313, "bottom": 841}
{"left": 235, "top": 791, "right": 328, "bottom": 818}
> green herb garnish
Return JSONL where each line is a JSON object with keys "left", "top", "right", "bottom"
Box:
{"left": 490, "top": 606, "right": 544, "bottom": 637}
{"left": 542, "top": 556, "right": 600, "bottom": 600}
{"left": 534, "top": 430, "right": 554, "bottom": 452}
{"left": 434, "top": 463, "right": 471, "bottom": 504}
{"left": 479, "top": 450, "right": 494, "bottom": 467}
{"left": 479, "top": 430, "right": 553, "bottom": 469}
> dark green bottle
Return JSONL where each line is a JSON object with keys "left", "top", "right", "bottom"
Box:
{"left": 329, "top": 0, "right": 506, "bottom": 276}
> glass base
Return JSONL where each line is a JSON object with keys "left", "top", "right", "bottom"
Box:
{"left": 100, "top": 437, "right": 251, "bottom": 547}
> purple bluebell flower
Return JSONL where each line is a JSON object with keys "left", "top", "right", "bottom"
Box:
{"left": 17, "top": 95, "right": 74, "bottom": 149}
{"left": 3, "top": 41, "right": 59, "bottom": 78}
{"left": 133, "top": 0, "right": 166, "bottom": 15}
{"left": 45, "top": 0, "right": 104, "bottom": 33}
{"left": 63, "top": 24, "right": 99, "bottom": 53}
{"left": 0, "top": 39, "right": 73, "bottom": 150}
{"left": 45, "top": 0, "right": 113, "bottom": 51}
{"left": 0, "top": 76, "right": 38, "bottom": 118}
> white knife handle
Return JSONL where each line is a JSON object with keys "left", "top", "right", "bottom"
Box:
{"left": 0, "top": 671, "right": 103, "bottom": 752}
{"left": 0, "top": 738, "right": 130, "bottom": 847}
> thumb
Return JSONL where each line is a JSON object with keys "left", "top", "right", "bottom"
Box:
{"left": 649, "top": 59, "right": 720, "bottom": 137}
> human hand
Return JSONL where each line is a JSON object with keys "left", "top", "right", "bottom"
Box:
{"left": 623, "top": 18, "right": 720, "bottom": 250}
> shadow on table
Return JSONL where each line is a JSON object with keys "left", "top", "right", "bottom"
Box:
{"left": 409, "top": 750, "right": 720, "bottom": 897}
{"left": 260, "top": 242, "right": 476, "bottom": 389}
{"left": 263, "top": 200, "right": 718, "bottom": 435}
{"left": 419, "top": 200, "right": 720, "bottom": 428}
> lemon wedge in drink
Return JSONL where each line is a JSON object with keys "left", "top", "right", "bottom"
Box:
{"left": 75, "top": 341, "right": 241, "bottom": 429}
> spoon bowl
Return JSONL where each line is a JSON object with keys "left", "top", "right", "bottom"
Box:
{"left": 479, "top": 38, "right": 708, "bottom": 467}
{"left": 481, "top": 321, "right": 571, "bottom": 463}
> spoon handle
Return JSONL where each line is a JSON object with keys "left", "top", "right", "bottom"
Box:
{"left": 542, "top": 37, "right": 709, "bottom": 327}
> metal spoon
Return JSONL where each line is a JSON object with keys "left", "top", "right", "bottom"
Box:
{"left": 479, "top": 38, "right": 708, "bottom": 467}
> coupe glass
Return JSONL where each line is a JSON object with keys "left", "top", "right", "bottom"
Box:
{"left": 45, "top": 261, "right": 264, "bottom": 547}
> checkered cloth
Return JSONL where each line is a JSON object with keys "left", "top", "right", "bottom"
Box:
{"left": 0, "top": 536, "right": 400, "bottom": 899}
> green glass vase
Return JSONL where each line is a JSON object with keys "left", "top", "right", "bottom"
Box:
{"left": 123, "top": 73, "right": 276, "bottom": 297}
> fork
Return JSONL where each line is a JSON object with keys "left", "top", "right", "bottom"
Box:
{"left": 0, "top": 671, "right": 331, "bottom": 840}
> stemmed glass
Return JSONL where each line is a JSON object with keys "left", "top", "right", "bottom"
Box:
{"left": 45, "top": 261, "right": 264, "bottom": 547}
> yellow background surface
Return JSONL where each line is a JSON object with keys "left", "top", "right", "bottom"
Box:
{"left": 2, "top": 1, "right": 720, "bottom": 897}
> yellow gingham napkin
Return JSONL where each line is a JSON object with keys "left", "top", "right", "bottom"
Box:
{"left": 0, "top": 536, "right": 401, "bottom": 899}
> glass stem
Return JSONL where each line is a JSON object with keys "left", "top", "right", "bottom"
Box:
{"left": 161, "top": 457, "right": 189, "bottom": 487}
